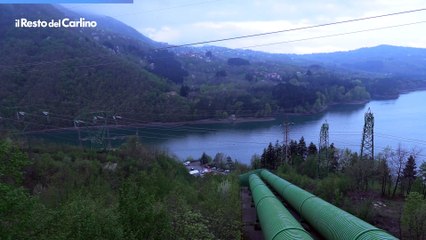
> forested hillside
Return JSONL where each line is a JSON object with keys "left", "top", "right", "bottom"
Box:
{"left": 1, "top": 4, "right": 426, "bottom": 131}
{"left": 0, "top": 4, "right": 192, "bottom": 125}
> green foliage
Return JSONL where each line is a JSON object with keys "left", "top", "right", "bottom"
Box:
{"left": 316, "top": 174, "right": 350, "bottom": 206}
{"left": 0, "top": 183, "right": 46, "bottom": 240}
{"left": 118, "top": 180, "right": 171, "bottom": 240}
{"left": 419, "top": 162, "right": 426, "bottom": 198}
{"left": 401, "top": 192, "right": 426, "bottom": 240}
{"left": 260, "top": 142, "right": 281, "bottom": 170}
{"left": 44, "top": 194, "right": 123, "bottom": 240}
{"left": 0, "top": 140, "right": 30, "bottom": 185}
{"left": 0, "top": 138, "right": 242, "bottom": 239}
{"left": 402, "top": 155, "right": 417, "bottom": 195}
{"left": 196, "top": 175, "right": 242, "bottom": 240}
{"left": 348, "top": 198, "right": 376, "bottom": 223}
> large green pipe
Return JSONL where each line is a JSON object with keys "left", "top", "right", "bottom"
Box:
{"left": 248, "top": 174, "right": 313, "bottom": 240}
{"left": 239, "top": 169, "right": 263, "bottom": 186}
{"left": 260, "top": 170, "right": 398, "bottom": 240}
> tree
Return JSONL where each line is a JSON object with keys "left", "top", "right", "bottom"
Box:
{"left": 0, "top": 140, "right": 30, "bottom": 185}
{"left": 199, "top": 152, "right": 212, "bottom": 165}
{"left": 0, "top": 183, "right": 46, "bottom": 240}
{"left": 418, "top": 162, "right": 426, "bottom": 199}
{"left": 297, "top": 137, "right": 307, "bottom": 159}
{"left": 390, "top": 145, "right": 408, "bottom": 197}
{"left": 261, "top": 143, "right": 277, "bottom": 169}
{"left": 213, "top": 153, "right": 225, "bottom": 169}
{"left": 288, "top": 140, "right": 298, "bottom": 165}
{"left": 377, "top": 148, "right": 394, "bottom": 196}
{"left": 401, "top": 192, "right": 426, "bottom": 240}
{"left": 225, "top": 156, "right": 234, "bottom": 170}
{"left": 250, "top": 154, "right": 261, "bottom": 169}
{"left": 328, "top": 143, "right": 338, "bottom": 173}
{"left": 273, "top": 141, "right": 283, "bottom": 165}
{"left": 307, "top": 142, "right": 318, "bottom": 156}
{"left": 377, "top": 157, "right": 391, "bottom": 196}
{"left": 402, "top": 155, "right": 417, "bottom": 195}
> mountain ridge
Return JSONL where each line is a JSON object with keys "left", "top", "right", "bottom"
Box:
{"left": 1, "top": 4, "right": 426, "bottom": 131}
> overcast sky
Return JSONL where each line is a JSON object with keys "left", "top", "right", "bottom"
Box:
{"left": 63, "top": 0, "right": 426, "bottom": 54}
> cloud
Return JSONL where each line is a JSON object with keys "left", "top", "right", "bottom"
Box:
{"left": 66, "top": 0, "right": 426, "bottom": 54}
{"left": 143, "top": 26, "right": 181, "bottom": 42}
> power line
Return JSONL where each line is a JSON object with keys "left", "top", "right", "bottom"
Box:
{"left": 160, "top": 8, "right": 426, "bottom": 49}
{"left": 1, "top": 14, "right": 424, "bottom": 71}
{"left": 241, "top": 20, "right": 426, "bottom": 49}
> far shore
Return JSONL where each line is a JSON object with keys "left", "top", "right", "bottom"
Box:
{"left": 24, "top": 116, "right": 277, "bottom": 134}
{"left": 22, "top": 88, "right": 426, "bottom": 134}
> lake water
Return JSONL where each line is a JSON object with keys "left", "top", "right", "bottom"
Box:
{"left": 32, "top": 90, "right": 426, "bottom": 165}
{"left": 151, "top": 90, "right": 426, "bottom": 165}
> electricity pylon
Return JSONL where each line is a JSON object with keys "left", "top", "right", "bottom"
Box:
{"left": 319, "top": 121, "right": 329, "bottom": 151}
{"left": 360, "top": 108, "right": 374, "bottom": 160}
{"left": 74, "top": 111, "right": 110, "bottom": 150}
{"left": 318, "top": 121, "right": 329, "bottom": 178}
{"left": 282, "top": 120, "right": 293, "bottom": 164}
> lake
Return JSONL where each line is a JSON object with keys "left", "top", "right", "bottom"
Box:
{"left": 32, "top": 90, "right": 426, "bottom": 165}
{"left": 151, "top": 90, "right": 426, "bottom": 165}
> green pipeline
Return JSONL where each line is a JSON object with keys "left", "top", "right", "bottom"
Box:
{"left": 248, "top": 174, "right": 313, "bottom": 240}
{"left": 259, "top": 170, "right": 398, "bottom": 240}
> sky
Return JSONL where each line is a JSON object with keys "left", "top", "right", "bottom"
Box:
{"left": 63, "top": 0, "right": 426, "bottom": 54}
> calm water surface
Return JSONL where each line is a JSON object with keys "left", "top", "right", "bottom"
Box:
{"left": 33, "top": 91, "right": 426, "bottom": 165}
{"left": 154, "top": 90, "right": 426, "bottom": 164}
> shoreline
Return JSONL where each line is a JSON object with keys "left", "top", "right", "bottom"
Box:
{"left": 21, "top": 88, "right": 426, "bottom": 134}
{"left": 23, "top": 116, "right": 277, "bottom": 134}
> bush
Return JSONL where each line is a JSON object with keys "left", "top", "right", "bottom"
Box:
{"left": 401, "top": 192, "right": 426, "bottom": 240}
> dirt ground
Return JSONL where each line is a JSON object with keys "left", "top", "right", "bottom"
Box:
{"left": 240, "top": 187, "right": 264, "bottom": 240}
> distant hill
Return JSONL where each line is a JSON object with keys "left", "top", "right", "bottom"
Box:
{"left": 296, "top": 45, "right": 426, "bottom": 79}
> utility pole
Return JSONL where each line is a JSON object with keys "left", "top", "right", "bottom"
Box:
{"left": 318, "top": 121, "right": 329, "bottom": 178}
{"left": 360, "top": 108, "right": 374, "bottom": 160}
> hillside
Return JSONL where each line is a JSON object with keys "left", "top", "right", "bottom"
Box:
{"left": 1, "top": 4, "right": 426, "bottom": 131}
{"left": 0, "top": 4, "right": 191, "bottom": 127}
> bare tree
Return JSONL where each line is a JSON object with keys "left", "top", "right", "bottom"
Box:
{"left": 390, "top": 144, "right": 408, "bottom": 197}
{"left": 377, "top": 149, "right": 392, "bottom": 196}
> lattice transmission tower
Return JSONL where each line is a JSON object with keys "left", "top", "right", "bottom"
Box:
{"left": 74, "top": 111, "right": 110, "bottom": 150}
{"left": 319, "top": 121, "right": 329, "bottom": 151}
{"left": 360, "top": 108, "right": 374, "bottom": 160}
{"left": 318, "top": 121, "right": 329, "bottom": 177}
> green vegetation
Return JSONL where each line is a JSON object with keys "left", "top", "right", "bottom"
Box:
{"left": 401, "top": 192, "right": 426, "bottom": 240}
{"left": 254, "top": 138, "right": 426, "bottom": 238}
{"left": 0, "top": 137, "right": 242, "bottom": 240}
